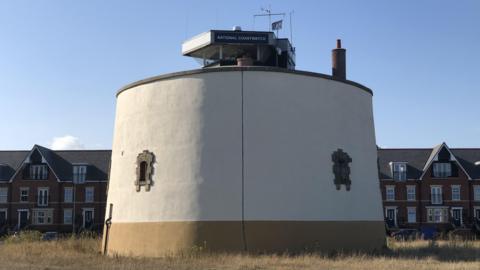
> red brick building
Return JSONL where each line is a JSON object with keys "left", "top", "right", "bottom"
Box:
{"left": 0, "top": 145, "right": 110, "bottom": 234}
{"left": 378, "top": 143, "right": 480, "bottom": 232}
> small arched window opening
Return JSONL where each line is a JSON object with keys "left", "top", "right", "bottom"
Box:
{"left": 135, "top": 150, "right": 155, "bottom": 192}
{"left": 139, "top": 161, "right": 147, "bottom": 182}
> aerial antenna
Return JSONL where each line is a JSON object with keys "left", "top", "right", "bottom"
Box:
{"left": 253, "top": 6, "right": 286, "bottom": 32}
{"left": 289, "top": 10, "right": 294, "bottom": 46}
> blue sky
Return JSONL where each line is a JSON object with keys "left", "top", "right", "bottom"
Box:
{"left": 0, "top": 0, "right": 479, "bottom": 150}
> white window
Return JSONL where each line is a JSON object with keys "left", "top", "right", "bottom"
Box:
{"left": 73, "top": 165, "right": 87, "bottom": 183}
{"left": 85, "top": 187, "right": 94, "bottom": 203}
{"left": 433, "top": 162, "right": 452, "bottom": 178}
{"left": 30, "top": 164, "right": 48, "bottom": 180}
{"left": 386, "top": 186, "right": 395, "bottom": 201}
{"left": 451, "top": 185, "right": 461, "bottom": 201}
{"left": 63, "top": 209, "right": 73, "bottom": 224}
{"left": 37, "top": 188, "right": 49, "bottom": 206}
{"left": 32, "top": 209, "right": 53, "bottom": 225}
{"left": 64, "top": 187, "right": 73, "bottom": 203}
{"left": 0, "top": 188, "right": 7, "bottom": 203}
{"left": 392, "top": 162, "right": 407, "bottom": 181}
{"left": 427, "top": 208, "right": 448, "bottom": 223}
{"left": 407, "top": 185, "right": 416, "bottom": 201}
{"left": 407, "top": 207, "right": 416, "bottom": 223}
{"left": 20, "top": 187, "right": 29, "bottom": 202}
{"left": 431, "top": 186, "right": 442, "bottom": 204}
{"left": 474, "top": 185, "right": 480, "bottom": 201}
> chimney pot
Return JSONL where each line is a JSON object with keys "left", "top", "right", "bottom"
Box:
{"left": 336, "top": 39, "right": 342, "bottom": 49}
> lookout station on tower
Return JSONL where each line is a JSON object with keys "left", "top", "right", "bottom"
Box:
{"left": 182, "top": 27, "right": 296, "bottom": 70}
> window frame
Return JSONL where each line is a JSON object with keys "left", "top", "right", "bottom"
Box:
{"left": 406, "top": 185, "right": 416, "bottom": 201}
{"left": 63, "top": 208, "right": 73, "bottom": 224}
{"left": 29, "top": 164, "right": 48, "bottom": 180}
{"left": 451, "top": 185, "right": 461, "bottom": 201}
{"left": 391, "top": 162, "right": 407, "bottom": 181}
{"left": 19, "top": 187, "right": 29, "bottom": 203}
{"left": 430, "top": 186, "right": 443, "bottom": 205}
{"left": 427, "top": 207, "right": 449, "bottom": 223}
{"left": 432, "top": 162, "right": 452, "bottom": 178}
{"left": 474, "top": 185, "right": 480, "bottom": 202}
{"left": 32, "top": 209, "right": 53, "bottom": 225}
{"left": 73, "top": 165, "right": 87, "bottom": 184}
{"left": 407, "top": 207, "right": 416, "bottom": 223}
{"left": 85, "top": 187, "right": 94, "bottom": 203}
{"left": 37, "top": 187, "right": 49, "bottom": 206}
{"left": 64, "top": 187, "right": 73, "bottom": 203}
{"left": 0, "top": 187, "right": 8, "bottom": 203}
{"left": 385, "top": 185, "right": 395, "bottom": 201}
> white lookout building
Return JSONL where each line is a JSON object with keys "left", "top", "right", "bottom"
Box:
{"left": 103, "top": 28, "right": 386, "bottom": 256}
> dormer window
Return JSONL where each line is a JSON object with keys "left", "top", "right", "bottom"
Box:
{"left": 73, "top": 165, "right": 87, "bottom": 183}
{"left": 392, "top": 162, "right": 407, "bottom": 181}
{"left": 29, "top": 164, "right": 48, "bottom": 180}
{"left": 433, "top": 162, "right": 452, "bottom": 178}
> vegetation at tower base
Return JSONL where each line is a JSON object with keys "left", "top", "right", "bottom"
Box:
{"left": 0, "top": 233, "right": 479, "bottom": 269}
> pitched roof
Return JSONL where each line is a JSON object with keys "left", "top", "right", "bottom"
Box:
{"left": 0, "top": 145, "right": 111, "bottom": 181}
{"left": 0, "top": 150, "right": 29, "bottom": 180}
{"left": 378, "top": 145, "right": 480, "bottom": 180}
{"left": 377, "top": 148, "right": 432, "bottom": 179}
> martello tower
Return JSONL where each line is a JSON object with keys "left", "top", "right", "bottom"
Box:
{"left": 103, "top": 28, "right": 385, "bottom": 257}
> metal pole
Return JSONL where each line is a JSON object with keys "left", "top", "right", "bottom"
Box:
{"left": 289, "top": 10, "right": 294, "bottom": 44}
{"left": 103, "top": 203, "right": 113, "bottom": 255}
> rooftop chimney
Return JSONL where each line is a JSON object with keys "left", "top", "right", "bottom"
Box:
{"left": 332, "top": 39, "right": 346, "bottom": 80}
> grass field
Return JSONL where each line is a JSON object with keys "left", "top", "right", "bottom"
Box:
{"left": 0, "top": 232, "right": 479, "bottom": 270}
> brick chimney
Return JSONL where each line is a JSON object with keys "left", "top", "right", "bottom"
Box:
{"left": 332, "top": 39, "right": 346, "bottom": 80}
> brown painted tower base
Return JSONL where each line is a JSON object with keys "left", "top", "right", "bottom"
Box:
{"left": 103, "top": 221, "right": 386, "bottom": 257}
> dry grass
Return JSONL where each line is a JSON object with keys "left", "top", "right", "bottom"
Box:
{"left": 0, "top": 232, "right": 479, "bottom": 270}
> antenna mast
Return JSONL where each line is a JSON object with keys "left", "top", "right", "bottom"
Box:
{"left": 253, "top": 7, "right": 285, "bottom": 32}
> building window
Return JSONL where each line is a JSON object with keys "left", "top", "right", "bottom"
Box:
{"left": 474, "top": 185, "right": 480, "bottom": 202}
{"left": 451, "top": 185, "right": 461, "bottom": 201}
{"left": 432, "top": 162, "right": 452, "bottom": 178}
{"left": 431, "top": 186, "right": 442, "bottom": 204}
{"left": 386, "top": 186, "right": 395, "bottom": 201}
{"left": 20, "top": 188, "right": 29, "bottom": 202}
{"left": 63, "top": 209, "right": 73, "bottom": 224}
{"left": 427, "top": 208, "right": 448, "bottom": 223}
{"left": 64, "top": 187, "right": 73, "bottom": 203}
{"left": 85, "top": 187, "right": 94, "bottom": 203}
{"left": 29, "top": 164, "right": 48, "bottom": 180}
{"left": 406, "top": 185, "right": 416, "bottom": 201}
{"left": 135, "top": 150, "right": 155, "bottom": 192}
{"left": 407, "top": 207, "right": 416, "bottom": 223}
{"left": 73, "top": 165, "right": 87, "bottom": 183}
{"left": 37, "top": 188, "right": 49, "bottom": 206}
{"left": 32, "top": 209, "right": 53, "bottom": 225}
{"left": 0, "top": 188, "right": 8, "bottom": 203}
{"left": 392, "top": 162, "right": 407, "bottom": 181}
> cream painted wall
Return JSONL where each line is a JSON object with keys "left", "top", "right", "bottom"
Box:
{"left": 107, "top": 69, "right": 383, "bottom": 223}
{"left": 243, "top": 71, "right": 383, "bottom": 221}
{"left": 109, "top": 72, "right": 243, "bottom": 222}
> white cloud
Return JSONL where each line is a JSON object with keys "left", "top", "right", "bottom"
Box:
{"left": 50, "top": 135, "right": 85, "bottom": 150}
